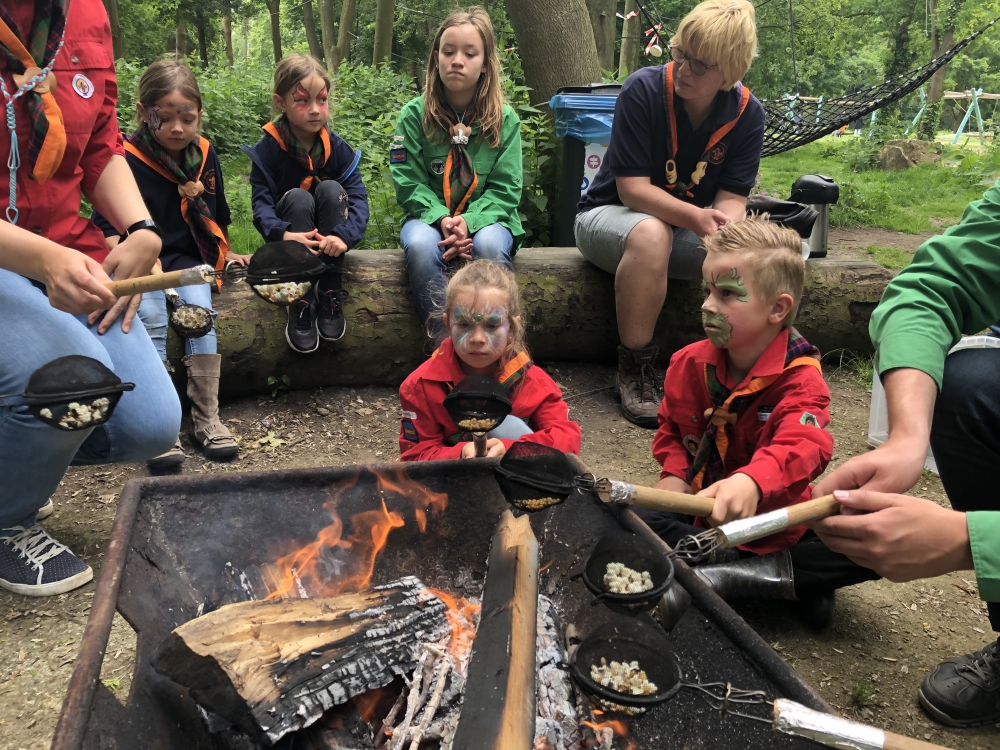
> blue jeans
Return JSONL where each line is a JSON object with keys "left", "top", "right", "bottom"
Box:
{"left": 0, "top": 270, "right": 181, "bottom": 529}
{"left": 488, "top": 415, "right": 533, "bottom": 441}
{"left": 400, "top": 219, "right": 514, "bottom": 336}
{"left": 138, "top": 284, "right": 217, "bottom": 359}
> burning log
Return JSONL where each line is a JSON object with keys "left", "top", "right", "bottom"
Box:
{"left": 151, "top": 577, "right": 450, "bottom": 745}
{"left": 292, "top": 701, "right": 375, "bottom": 749}
{"left": 452, "top": 511, "right": 539, "bottom": 750}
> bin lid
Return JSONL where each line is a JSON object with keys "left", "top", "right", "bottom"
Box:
{"left": 550, "top": 83, "right": 621, "bottom": 113}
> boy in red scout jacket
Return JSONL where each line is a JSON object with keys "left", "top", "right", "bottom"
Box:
{"left": 645, "top": 217, "right": 878, "bottom": 628}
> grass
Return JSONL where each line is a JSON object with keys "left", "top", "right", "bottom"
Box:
{"left": 758, "top": 138, "right": 990, "bottom": 234}
{"left": 825, "top": 349, "right": 876, "bottom": 392}
{"left": 864, "top": 244, "right": 915, "bottom": 270}
{"left": 849, "top": 681, "right": 876, "bottom": 709}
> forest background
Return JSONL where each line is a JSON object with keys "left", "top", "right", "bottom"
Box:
{"left": 103, "top": 0, "right": 1000, "bottom": 251}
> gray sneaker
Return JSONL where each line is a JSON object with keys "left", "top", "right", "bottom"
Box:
{"left": 0, "top": 525, "right": 93, "bottom": 596}
{"left": 616, "top": 344, "right": 663, "bottom": 428}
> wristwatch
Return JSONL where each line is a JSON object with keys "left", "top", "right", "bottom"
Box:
{"left": 122, "top": 219, "right": 163, "bottom": 239}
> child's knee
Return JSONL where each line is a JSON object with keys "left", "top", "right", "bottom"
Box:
{"left": 471, "top": 224, "right": 513, "bottom": 264}
{"left": 315, "top": 180, "right": 345, "bottom": 201}
{"left": 278, "top": 187, "right": 315, "bottom": 213}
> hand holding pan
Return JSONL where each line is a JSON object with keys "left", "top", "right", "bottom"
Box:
{"left": 443, "top": 376, "right": 512, "bottom": 457}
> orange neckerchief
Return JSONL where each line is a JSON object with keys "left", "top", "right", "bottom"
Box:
{"left": 124, "top": 137, "right": 228, "bottom": 290}
{"left": 0, "top": 20, "right": 65, "bottom": 183}
{"left": 262, "top": 121, "right": 331, "bottom": 191}
{"left": 663, "top": 61, "right": 750, "bottom": 199}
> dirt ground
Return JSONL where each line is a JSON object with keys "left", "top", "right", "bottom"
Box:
{"left": 827, "top": 226, "right": 936, "bottom": 262}
{"left": 1, "top": 364, "right": 996, "bottom": 750}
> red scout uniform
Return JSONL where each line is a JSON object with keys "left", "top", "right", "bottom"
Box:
{"left": 398, "top": 338, "right": 581, "bottom": 461}
{"left": 653, "top": 328, "right": 833, "bottom": 554}
{"left": 0, "top": 0, "right": 122, "bottom": 262}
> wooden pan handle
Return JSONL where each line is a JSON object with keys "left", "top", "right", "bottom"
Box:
{"left": 883, "top": 732, "right": 953, "bottom": 750}
{"left": 104, "top": 267, "right": 210, "bottom": 297}
{"left": 784, "top": 494, "right": 842, "bottom": 526}
{"left": 630, "top": 485, "right": 716, "bottom": 517}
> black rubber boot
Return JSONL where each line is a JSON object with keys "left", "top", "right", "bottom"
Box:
{"left": 694, "top": 550, "right": 797, "bottom": 601}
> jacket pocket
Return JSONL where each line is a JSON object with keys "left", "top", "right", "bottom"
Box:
{"left": 52, "top": 39, "right": 112, "bottom": 135}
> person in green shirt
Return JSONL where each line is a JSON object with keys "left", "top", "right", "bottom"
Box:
{"left": 811, "top": 181, "right": 1000, "bottom": 729}
{"left": 389, "top": 7, "right": 523, "bottom": 339}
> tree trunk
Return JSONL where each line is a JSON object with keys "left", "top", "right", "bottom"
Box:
{"left": 102, "top": 0, "right": 123, "bottom": 60}
{"left": 318, "top": 0, "right": 337, "bottom": 72}
{"left": 333, "top": 0, "right": 357, "bottom": 71}
{"left": 303, "top": 0, "right": 324, "bottom": 61}
{"left": 195, "top": 10, "right": 209, "bottom": 68}
{"left": 585, "top": 0, "right": 616, "bottom": 72}
{"left": 265, "top": 0, "right": 283, "bottom": 63}
{"left": 242, "top": 15, "right": 250, "bottom": 63}
{"left": 506, "top": 0, "right": 602, "bottom": 107}
{"left": 372, "top": 0, "right": 395, "bottom": 66}
{"left": 176, "top": 20, "right": 188, "bottom": 59}
{"left": 185, "top": 251, "right": 893, "bottom": 401}
{"left": 618, "top": 0, "right": 641, "bottom": 78}
{"left": 921, "top": 0, "right": 965, "bottom": 140}
{"left": 221, "top": 14, "right": 234, "bottom": 68}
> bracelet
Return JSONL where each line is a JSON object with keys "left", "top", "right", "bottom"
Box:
{"left": 122, "top": 219, "right": 163, "bottom": 240}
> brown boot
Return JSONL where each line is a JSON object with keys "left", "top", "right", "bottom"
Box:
{"left": 147, "top": 438, "right": 186, "bottom": 470}
{"left": 184, "top": 354, "right": 239, "bottom": 461}
{"left": 616, "top": 344, "right": 663, "bottom": 428}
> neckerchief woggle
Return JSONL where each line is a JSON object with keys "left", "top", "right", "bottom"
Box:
{"left": 663, "top": 61, "right": 750, "bottom": 199}
{"left": 685, "top": 329, "right": 821, "bottom": 492}
{"left": 444, "top": 350, "right": 531, "bottom": 445}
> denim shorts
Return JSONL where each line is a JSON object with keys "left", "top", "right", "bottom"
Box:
{"left": 574, "top": 204, "right": 706, "bottom": 281}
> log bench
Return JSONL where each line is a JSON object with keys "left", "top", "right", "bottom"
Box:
{"left": 165, "top": 248, "right": 894, "bottom": 401}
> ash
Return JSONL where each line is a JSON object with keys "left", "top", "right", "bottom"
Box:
{"left": 534, "top": 595, "right": 580, "bottom": 750}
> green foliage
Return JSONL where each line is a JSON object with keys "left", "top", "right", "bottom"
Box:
{"left": 825, "top": 349, "right": 876, "bottom": 392}
{"left": 849, "top": 681, "right": 876, "bottom": 709}
{"left": 865, "top": 244, "right": 915, "bottom": 269}
{"left": 268, "top": 374, "right": 291, "bottom": 398}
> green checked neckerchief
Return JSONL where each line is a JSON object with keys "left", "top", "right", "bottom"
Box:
{"left": 685, "top": 328, "right": 821, "bottom": 492}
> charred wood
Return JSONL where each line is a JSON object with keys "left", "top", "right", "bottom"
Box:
{"left": 151, "top": 577, "right": 449, "bottom": 745}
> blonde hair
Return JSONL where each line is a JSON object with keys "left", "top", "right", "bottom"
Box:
{"left": 443, "top": 260, "right": 528, "bottom": 367}
{"left": 670, "top": 0, "right": 757, "bottom": 90}
{"left": 136, "top": 59, "right": 202, "bottom": 117}
{"left": 272, "top": 53, "right": 332, "bottom": 114}
{"left": 423, "top": 8, "right": 505, "bottom": 149}
{"left": 704, "top": 217, "right": 805, "bottom": 325}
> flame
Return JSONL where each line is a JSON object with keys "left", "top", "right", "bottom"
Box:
{"left": 425, "top": 587, "right": 481, "bottom": 663}
{"left": 582, "top": 719, "right": 637, "bottom": 749}
{"left": 264, "top": 467, "right": 448, "bottom": 600}
{"left": 351, "top": 685, "right": 398, "bottom": 723}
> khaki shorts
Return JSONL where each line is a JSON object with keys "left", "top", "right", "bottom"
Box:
{"left": 574, "top": 204, "right": 706, "bottom": 281}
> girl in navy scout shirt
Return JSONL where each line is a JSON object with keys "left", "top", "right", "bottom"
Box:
{"left": 243, "top": 54, "right": 370, "bottom": 354}
{"left": 93, "top": 60, "right": 239, "bottom": 466}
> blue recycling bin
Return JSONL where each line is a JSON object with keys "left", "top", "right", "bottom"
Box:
{"left": 549, "top": 84, "right": 621, "bottom": 247}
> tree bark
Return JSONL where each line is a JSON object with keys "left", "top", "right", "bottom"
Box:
{"left": 372, "top": 0, "right": 395, "bottom": 66}
{"left": 242, "top": 15, "right": 250, "bottom": 63}
{"left": 175, "top": 20, "right": 188, "bottom": 59}
{"left": 333, "top": 0, "right": 357, "bottom": 70}
{"left": 265, "top": 0, "right": 283, "bottom": 63}
{"left": 303, "top": 0, "right": 325, "bottom": 61}
{"left": 195, "top": 10, "right": 209, "bottom": 68}
{"left": 618, "top": 0, "right": 641, "bottom": 78}
{"left": 184, "top": 251, "right": 893, "bottom": 401}
{"left": 585, "top": 0, "right": 616, "bottom": 72}
{"left": 506, "top": 0, "right": 602, "bottom": 107}
{"left": 221, "top": 14, "right": 234, "bottom": 68}
{"left": 102, "top": 0, "right": 123, "bottom": 60}
{"left": 318, "top": 0, "right": 337, "bottom": 72}
{"left": 920, "top": 0, "right": 965, "bottom": 140}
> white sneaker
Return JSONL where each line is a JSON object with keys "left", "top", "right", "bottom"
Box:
{"left": 35, "top": 499, "right": 54, "bottom": 521}
{"left": 0, "top": 525, "right": 93, "bottom": 596}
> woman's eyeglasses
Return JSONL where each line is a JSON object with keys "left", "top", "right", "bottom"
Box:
{"left": 669, "top": 46, "right": 718, "bottom": 77}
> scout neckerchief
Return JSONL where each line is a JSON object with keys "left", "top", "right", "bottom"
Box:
{"left": 444, "top": 350, "right": 532, "bottom": 445}
{"left": 0, "top": 0, "right": 68, "bottom": 223}
{"left": 442, "top": 105, "right": 478, "bottom": 216}
{"left": 263, "top": 116, "right": 331, "bottom": 191}
{"left": 686, "top": 329, "right": 821, "bottom": 492}
{"left": 125, "top": 127, "right": 228, "bottom": 289}
{"left": 663, "top": 61, "right": 750, "bottom": 199}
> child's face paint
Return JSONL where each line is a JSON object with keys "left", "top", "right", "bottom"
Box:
{"left": 144, "top": 92, "right": 201, "bottom": 155}
{"left": 278, "top": 74, "right": 329, "bottom": 137}
{"left": 700, "top": 252, "right": 774, "bottom": 351}
{"left": 447, "top": 287, "right": 511, "bottom": 376}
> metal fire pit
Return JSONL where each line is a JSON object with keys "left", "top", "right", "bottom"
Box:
{"left": 53, "top": 457, "right": 831, "bottom": 749}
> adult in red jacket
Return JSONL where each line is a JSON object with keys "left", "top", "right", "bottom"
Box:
{"left": 0, "top": 0, "right": 181, "bottom": 597}
{"left": 398, "top": 338, "right": 581, "bottom": 461}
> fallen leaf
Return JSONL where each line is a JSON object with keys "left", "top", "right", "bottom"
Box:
{"left": 973, "top": 626, "right": 985, "bottom": 634}
{"left": 5, "top": 610, "right": 23, "bottom": 622}
{"left": 811, "top": 652, "right": 820, "bottom": 659}
{"left": 257, "top": 432, "right": 287, "bottom": 451}
{"left": 17, "top": 650, "right": 24, "bottom": 662}
{"left": 99, "top": 494, "right": 116, "bottom": 505}
{"left": 355, "top": 407, "right": 373, "bottom": 416}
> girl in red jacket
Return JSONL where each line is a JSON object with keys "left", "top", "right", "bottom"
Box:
{"left": 398, "top": 261, "right": 580, "bottom": 461}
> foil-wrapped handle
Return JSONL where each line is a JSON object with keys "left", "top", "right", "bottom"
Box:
{"left": 718, "top": 495, "right": 842, "bottom": 548}
{"left": 773, "top": 699, "right": 951, "bottom": 750}
{"left": 593, "top": 479, "right": 715, "bottom": 516}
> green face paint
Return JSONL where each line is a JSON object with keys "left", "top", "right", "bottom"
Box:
{"left": 712, "top": 268, "right": 749, "bottom": 302}
{"left": 702, "top": 309, "right": 732, "bottom": 347}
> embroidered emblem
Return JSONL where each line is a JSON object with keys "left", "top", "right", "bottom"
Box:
{"left": 401, "top": 410, "right": 417, "bottom": 420}
{"left": 800, "top": 412, "right": 819, "bottom": 428}
{"left": 683, "top": 434, "right": 700, "bottom": 456}
{"left": 707, "top": 143, "right": 727, "bottom": 164}
{"left": 431, "top": 158, "right": 446, "bottom": 175}
{"left": 203, "top": 168, "right": 217, "bottom": 195}
{"left": 757, "top": 406, "right": 773, "bottom": 422}
{"left": 390, "top": 148, "right": 407, "bottom": 164}
{"left": 71, "top": 73, "right": 94, "bottom": 99}
{"left": 402, "top": 419, "right": 419, "bottom": 442}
